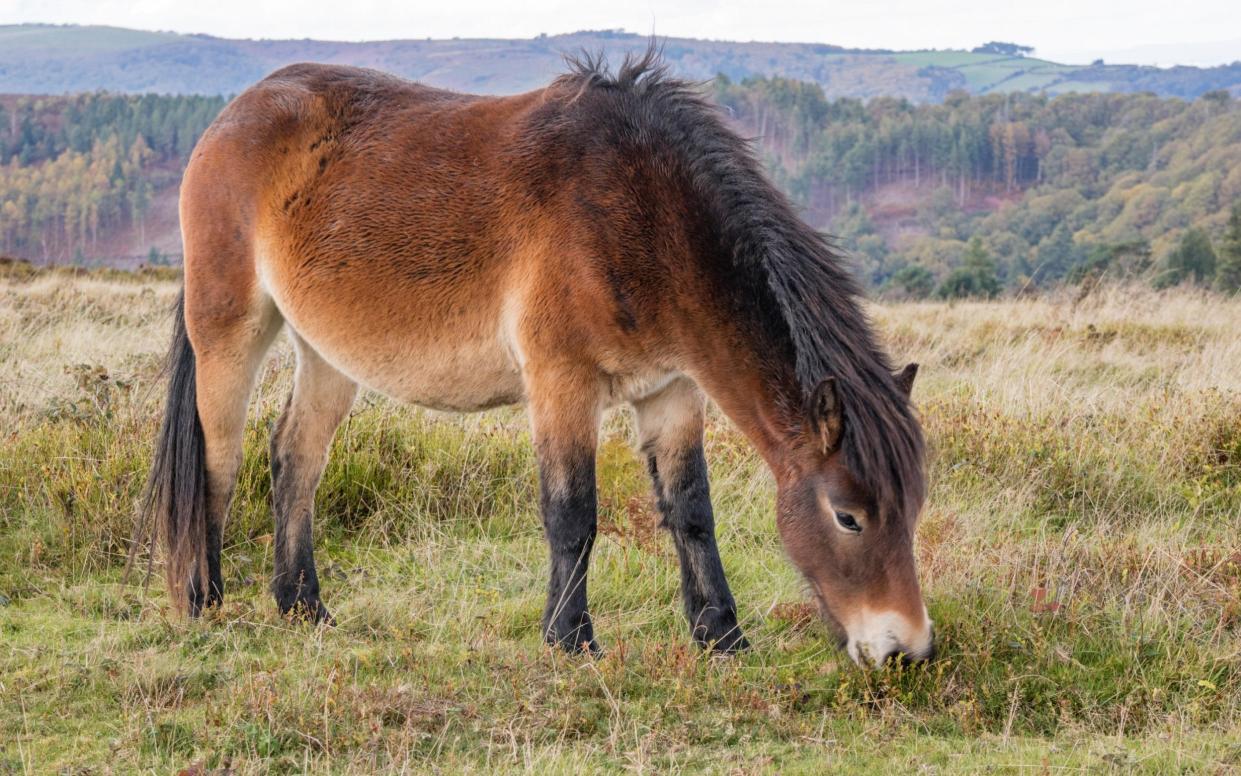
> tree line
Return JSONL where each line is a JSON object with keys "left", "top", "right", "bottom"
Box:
{"left": 0, "top": 92, "right": 224, "bottom": 261}
{"left": 714, "top": 77, "right": 1241, "bottom": 295}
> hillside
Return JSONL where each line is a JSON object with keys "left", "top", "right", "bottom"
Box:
{"left": 713, "top": 80, "right": 1241, "bottom": 291}
{"left": 1, "top": 24, "right": 1240, "bottom": 102}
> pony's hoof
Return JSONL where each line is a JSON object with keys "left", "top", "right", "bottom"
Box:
{"left": 544, "top": 619, "right": 599, "bottom": 655}
{"left": 575, "top": 638, "right": 603, "bottom": 656}
{"left": 690, "top": 608, "right": 748, "bottom": 654}
{"left": 187, "top": 596, "right": 223, "bottom": 619}
{"left": 700, "top": 629, "right": 750, "bottom": 654}
{"left": 281, "top": 598, "right": 333, "bottom": 625}
{"left": 548, "top": 636, "right": 602, "bottom": 656}
{"left": 186, "top": 580, "right": 223, "bottom": 618}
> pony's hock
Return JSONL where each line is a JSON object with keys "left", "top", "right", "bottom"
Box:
{"left": 142, "top": 50, "right": 933, "bottom": 667}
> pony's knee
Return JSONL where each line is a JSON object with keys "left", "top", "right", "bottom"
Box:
{"left": 537, "top": 450, "right": 597, "bottom": 548}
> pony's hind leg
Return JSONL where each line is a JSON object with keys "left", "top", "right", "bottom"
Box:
{"left": 633, "top": 377, "right": 748, "bottom": 653}
{"left": 188, "top": 297, "right": 283, "bottom": 615}
{"left": 269, "top": 334, "right": 357, "bottom": 623}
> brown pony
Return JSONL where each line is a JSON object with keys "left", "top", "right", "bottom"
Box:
{"left": 143, "top": 52, "right": 932, "bottom": 665}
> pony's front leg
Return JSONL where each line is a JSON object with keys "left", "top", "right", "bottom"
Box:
{"left": 525, "top": 365, "right": 603, "bottom": 653}
{"left": 633, "top": 377, "right": 748, "bottom": 653}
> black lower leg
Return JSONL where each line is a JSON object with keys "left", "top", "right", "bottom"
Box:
{"left": 270, "top": 436, "right": 331, "bottom": 624}
{"left": 650, "top": 445, "right": 747, "bottom": 652}
{"left": 540, "top": 451, "right": 598, "bottom": 653}
{"left": 189, "top": 519, "right": 225, "bottom": 615}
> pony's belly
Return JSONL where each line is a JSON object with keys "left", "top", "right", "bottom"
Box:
{"left": 388, "top": 347, "right": 526, "bottom": 412}
{"left": 256, "top": 247, "right": 526, "bottom": 412}
{"left": 316, "top": 332, "right": 526, "bottom": 412}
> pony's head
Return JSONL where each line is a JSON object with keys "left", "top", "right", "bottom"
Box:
{"left": 775, "top": 363, "right": 932, "bottom": 666}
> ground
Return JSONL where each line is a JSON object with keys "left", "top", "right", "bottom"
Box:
{"left": 1, "top": 269, "right": 1239, "bottom": 773}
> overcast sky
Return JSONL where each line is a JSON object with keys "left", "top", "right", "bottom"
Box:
{"left": 2, "top": 0, "right": 1238, "bottom": 67}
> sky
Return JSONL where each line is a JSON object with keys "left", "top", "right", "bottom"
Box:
{"left": 1, "top": 0, "right": 1238, "bottom": 67}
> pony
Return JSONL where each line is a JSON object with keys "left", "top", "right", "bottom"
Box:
{"left": 142, "top": 51, "right": 932, "bottom": 665}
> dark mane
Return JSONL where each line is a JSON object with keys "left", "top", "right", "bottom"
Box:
{"left": 559, "top": 49, "right": 927, "bottom": 520}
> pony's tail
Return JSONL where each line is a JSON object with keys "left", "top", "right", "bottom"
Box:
{"left": 134, "top": 291, "right": 209, "bottom": 615}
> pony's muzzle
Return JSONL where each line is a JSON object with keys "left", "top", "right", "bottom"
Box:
{"left": 844, "top": 608, "right": 934, "bottom": 667}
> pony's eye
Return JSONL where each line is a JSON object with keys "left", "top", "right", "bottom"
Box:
{"left": 835, "top": 511, "right": 862, "bottom": 533}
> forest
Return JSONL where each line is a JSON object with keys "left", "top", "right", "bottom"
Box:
{"left": 714, "top": 77, "right": 1241, "bottom": 294}
{"left": 0, "top": 92, "right": 224, "bottom": 262}
{"left": 2, "top": 83, "right": 1240, "bottom": 294}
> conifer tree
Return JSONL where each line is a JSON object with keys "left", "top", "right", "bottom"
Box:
{"left": 1214, "top": 204, "right": 1241, "bottom": 294}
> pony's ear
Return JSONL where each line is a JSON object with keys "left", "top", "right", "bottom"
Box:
{"left": 809, "top": 377, "right": 844, "bottom": 453}
{"left": 894, "top": 363, "right": 919, "bottom": 397}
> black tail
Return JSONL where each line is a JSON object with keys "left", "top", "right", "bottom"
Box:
{"left": 137, "top": 291, "right": 212, "bottom": 615}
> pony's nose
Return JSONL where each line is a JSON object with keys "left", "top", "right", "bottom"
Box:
{"left": 847, "top": 617, "right": 934, "bottom": 667}
{"left": 879, "top": 638, "right": 936, "bottom": 666}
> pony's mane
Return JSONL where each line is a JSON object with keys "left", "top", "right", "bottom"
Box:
{"left": 559, "top": 49, "right": 926, "bottom": 520}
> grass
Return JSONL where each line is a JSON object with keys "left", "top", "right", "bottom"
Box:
{"left": 1, "top": 270, "right": 1239, "bottom": 773}
{"left": 891, "top": 51, "right": 1085, "bottom": 95}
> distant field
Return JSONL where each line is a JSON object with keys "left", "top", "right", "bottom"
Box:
{"left": 891, "top": 52, "right": 1086, "bottom": 94}
{"left": 1, "top": 269, "right": 1239, "bottom": 772}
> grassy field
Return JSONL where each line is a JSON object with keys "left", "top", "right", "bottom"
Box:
{"left": 890, "top": 52, "right": 1090, "bottom": 95}
{"left": 1, "top": 269, "right": 1239, "bottom": 773}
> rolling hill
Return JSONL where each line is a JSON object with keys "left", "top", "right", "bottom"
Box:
{"left": 1, "top": 24, "right": 1239, "bottom": 101}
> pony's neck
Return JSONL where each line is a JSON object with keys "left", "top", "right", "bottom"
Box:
{"left": 683, "top": 320, "right": 807, "bottom": 480}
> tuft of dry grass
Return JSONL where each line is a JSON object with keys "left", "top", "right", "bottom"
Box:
{"left": 1, "top": 271, "right": 1239, "bottom": 773}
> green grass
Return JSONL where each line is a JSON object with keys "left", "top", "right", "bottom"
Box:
{"left": 891, "top": 52, "right": 1087, "bottom": 94}
{"left": 1, "top": 272, "right": 1239, "bottom": 772}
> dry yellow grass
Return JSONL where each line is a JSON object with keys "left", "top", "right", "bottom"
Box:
{"left": 1, "top": 270, "right": 1238, "bottom": 773}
